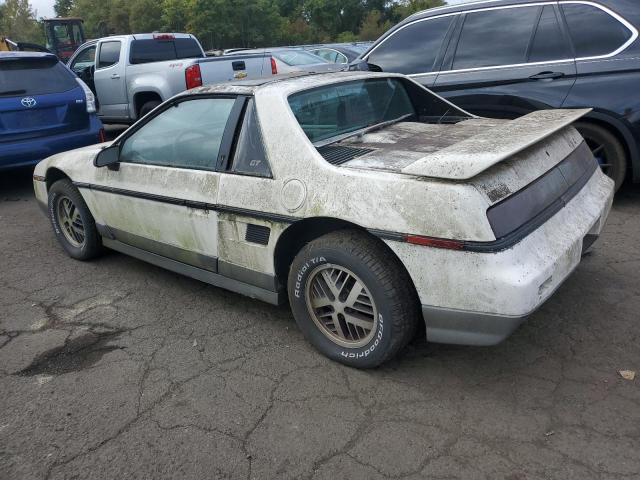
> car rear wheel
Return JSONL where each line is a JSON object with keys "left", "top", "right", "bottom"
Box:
{"left": 575, "top": 122, "right": 627, "bottom": 191}
{"left": 287, "top": 230, "right": 420, "bottom": 368}
{"left": 138, "top": 100, "right": 161, "bottom": 119}
{"left": 48, "top": 179, "right": 102, "bottom": 260}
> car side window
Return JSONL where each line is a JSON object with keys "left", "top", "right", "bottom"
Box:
{"left": 528, "top": 5, "right": 571, "bottom": 63}
{"left": 97, "top": 41, "right": 121, "bottom": 69}
{"left": 119, "top": 98, "right": 236, "bottom": 171}
{"left": 70, "top": 46, "right": 96, "bottom": 73}
{"left": 230, "top": 99, "right": 271, "bottom": 177}
{"left": 453, "top": 6, "right": 540, "bottom": 69}
{"left": 366, "top": 16, "right": 454, "bottom": 74}
{"left": 313, "top": 48, "right": 338, "bottom": 63}
{"left": 561, "top": 3, "right": 633, "bottom": 58}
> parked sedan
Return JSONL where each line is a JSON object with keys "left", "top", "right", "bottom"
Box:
{"left": 230, "top": 47, "right": 342, "bottom": 73}
{"left": 304, "top": 42, "right": 372, "bottom": 64}
{"left": 357, "top": 0, "right": 640, "bottom": 190}
{"left": 33, "top": 72, "right": 613, "bottom": 367}
{"left": 0, "top": 52, "right": 103, "bottom": 170}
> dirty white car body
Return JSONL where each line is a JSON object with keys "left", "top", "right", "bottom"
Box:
{"left": 33, "top": 72, "right": 615, "bottom": 367}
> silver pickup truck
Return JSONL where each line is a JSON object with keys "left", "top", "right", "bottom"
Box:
{"left": 68, "top": 33, "right": 274, "bottom": 123}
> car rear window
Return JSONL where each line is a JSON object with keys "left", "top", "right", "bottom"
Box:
{"left": 0, "top": 57, "right": 77, "bottom": 96}
{"left": 276, "top": 50, "right": 326, "bottom": 66}
{"left": 130, "top": 38, "right": 203, "bottom": 64}
{"left": 561, "top": 3, "right": 633, "bottom": 58}
{"left": 288, "top": 78, "right": 416, "bottom": 144}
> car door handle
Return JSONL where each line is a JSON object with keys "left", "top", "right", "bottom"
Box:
{"left": 529, "top": 71, "right": 565, "bottom": 80}
{"left": 110, "top": 74, "right": 120, "bottom": 79}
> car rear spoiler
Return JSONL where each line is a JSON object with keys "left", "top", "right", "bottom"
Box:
{"left": 401, "top": 108, "right": 592, "bottom": 180}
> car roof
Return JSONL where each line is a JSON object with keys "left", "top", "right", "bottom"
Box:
{"left": 0, "top": 51, "right": 58, "bottom": 61}
{"left": 406, "top": 0, "right": 556, "bottom": 21}
{"left": 186, "top": 71, "right": 403, "bottom": 96}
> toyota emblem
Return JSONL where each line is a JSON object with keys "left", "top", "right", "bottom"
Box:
{"left": 21, "top": 97, "right": 37, "bottom": 108}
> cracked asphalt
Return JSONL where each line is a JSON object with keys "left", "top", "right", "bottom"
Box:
{"left": 1, "top": 157, "right": 639, "bottom": 479}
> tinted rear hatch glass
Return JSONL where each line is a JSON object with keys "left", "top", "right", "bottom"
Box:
{"left": 0, "top": 56, "right": 88, "bottom": 142}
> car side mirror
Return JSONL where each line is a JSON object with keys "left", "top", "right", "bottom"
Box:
{"left": 94, "top": 144, "right": 120, "bottom": 170}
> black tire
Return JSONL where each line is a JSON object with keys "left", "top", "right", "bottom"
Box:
{"left": 575, "top": 121, "right": 627, "bottom": 191}
{"left": 48, "top": 179, "right": 102, "bottom": 261}
{"left": 138, "top": 100, "right": 161, "bottom": 119}
{"left": 287, "top": 230, "right": 420, "bottom": 368}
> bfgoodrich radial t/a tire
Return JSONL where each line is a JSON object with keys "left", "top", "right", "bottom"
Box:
{"left": 48, "top": 179, "right": 102, "bottom": 261}
{"left": 287, "top": 230, "right": 420, "bottom": 368}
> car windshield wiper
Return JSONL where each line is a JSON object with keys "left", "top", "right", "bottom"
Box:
{"left": 0, "top": 89, "right": 27, "bottom": 96}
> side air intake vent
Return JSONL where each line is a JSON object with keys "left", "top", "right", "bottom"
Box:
{"left": 245, "top": 224, "right": 271, "bottom": 245}
{"left": 317, "top": 145, "right": 374, "bottom": 165}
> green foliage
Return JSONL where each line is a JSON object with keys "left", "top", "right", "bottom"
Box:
{"left": 359, "top": 9, "right": 393, "bottom": 41}
{"left": 0, "top": 0, "right": 44, "bottom": 44}
{"left": 0, "top": 0, "right": 447, "bottom": 50}
{"left": 54, "top": 0, "right": 74, "bottom": 17}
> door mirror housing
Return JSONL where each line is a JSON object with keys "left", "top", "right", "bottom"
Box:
{"left": 94, "top": 144, "right": 120, "bottom": 169}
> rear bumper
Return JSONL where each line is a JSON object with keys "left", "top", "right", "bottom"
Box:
{"left": 385, "top": 169, "right": 615, "bottom": 346}
{"left": 0, "top": 116, "right": 102, "bottom": 170}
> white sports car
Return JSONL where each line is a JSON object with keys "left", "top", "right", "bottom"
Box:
{"left": 33, "top": 72, "right": 614, "bottom": 368}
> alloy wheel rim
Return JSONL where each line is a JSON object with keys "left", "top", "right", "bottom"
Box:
{"left": 304, "top": 264, "right": 378, "bottom": 349}
{"left": 56, "top": 196, "right": 85, "bottom": 248}
{"left": 585, "top": 136, "right": 612, "bottom": 177}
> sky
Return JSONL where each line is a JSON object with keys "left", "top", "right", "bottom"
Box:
{"left": 30, "top": 0, "right": 55, "bottom": 18}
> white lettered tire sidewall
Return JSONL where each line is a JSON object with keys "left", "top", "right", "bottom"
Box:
{"left": 288, "top": 246, "right": 396, "bottom": 368}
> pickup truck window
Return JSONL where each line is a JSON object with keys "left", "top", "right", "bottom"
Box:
{"left": 288, "top": 78, "right": 415, "bottom": 144}
{"left": 98, "top": 41, "right": 121, "bottom": 69}
{"left": 120, "top": 98, "right": 235, "bottom": 171}
{"left": 129, "top": 38, "right": 203, "bottom": 65}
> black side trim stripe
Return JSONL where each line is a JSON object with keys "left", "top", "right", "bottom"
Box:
{"left": 74, "top": 182, "right": 299, "bottom": 224}
{"left": 76, "top": 165, "right": 597, "bottom": 255}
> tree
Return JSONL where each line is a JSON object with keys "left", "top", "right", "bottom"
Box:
{"left": 0, "top": 0, "right": 43, "bottom": 44}
{"left": 392, "top": 0, "right": 446, "bottom": 22}
{"left": 54, "top": 0, "right": 74, "bottom": 17}
{"left": 129, "top": 0, "right": 163, "bottom": 32}
{"left": 358, "top": 9, "right": 392, "bottom": 40}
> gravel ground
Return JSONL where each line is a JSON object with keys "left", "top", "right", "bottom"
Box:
{"left": 1, "top": 162, "right": 639, "bottom": 480}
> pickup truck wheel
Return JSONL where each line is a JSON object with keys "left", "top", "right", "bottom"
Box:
{"left": 48, "top": 179, "right": 102, "bottom": 261}
{"left": 575, "top": 122, "right": 627, "bottom": 191}
{"left": 287, "top": 230, "right": 419, "bottom": 368}
{"left": 138, "top": 100, "right": 161, "bottom": 119}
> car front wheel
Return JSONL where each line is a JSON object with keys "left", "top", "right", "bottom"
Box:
{"left": 287, "top": 230, "right": 419, "bottom": 368}
{"left": 48, "top": 179, "right": 102, "bottom": 261}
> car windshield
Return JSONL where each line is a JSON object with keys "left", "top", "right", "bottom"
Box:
{"left": 0, "top": 57, "right": 77, "bottom": 96}
{"left": 276, "top": 50, "right": 327, "bottom": 66}
{"left": 288, "top": 78, "right": 416, "bottom": 144}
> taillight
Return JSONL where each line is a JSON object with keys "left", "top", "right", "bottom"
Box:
{"left": 405, "top": 234, "right": 465, "bottom": 250}
{"left": 270, "top": 57, "right": 277, "bottom": 75}
{"left": 185, "top": 64, "right": 202, "bottom": 89}
{"left": 153, "top": 33, "right": 175, "bottom": 40}
{"left": 98, "top": 128, "right": 106, "bottom": 143}
{"left": 75, "top": 78, "right": 97, "bottom": 113}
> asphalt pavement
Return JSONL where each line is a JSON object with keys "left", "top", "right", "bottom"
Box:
{"left": 1, "top": 143, "right": 639, "bottom": 479}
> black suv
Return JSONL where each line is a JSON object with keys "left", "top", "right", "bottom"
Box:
{"left": 358, "top": 0, "right": 640, "bottom": 189}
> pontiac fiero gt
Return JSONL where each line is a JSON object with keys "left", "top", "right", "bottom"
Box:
{"left": 33, "top": 72, "right": 614, "bottom": 367}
